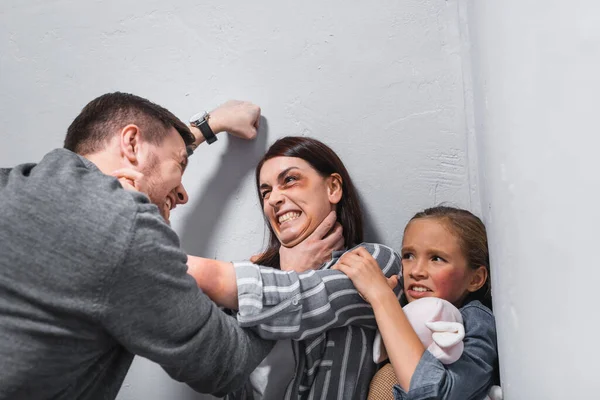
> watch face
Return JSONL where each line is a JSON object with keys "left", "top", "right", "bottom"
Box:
{"left": 189, "top": 111, "right": 207, "bottom": 124}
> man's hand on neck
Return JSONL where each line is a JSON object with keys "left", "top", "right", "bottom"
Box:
{"left": 278, "top": 211, "right": 345, "bottom": 272}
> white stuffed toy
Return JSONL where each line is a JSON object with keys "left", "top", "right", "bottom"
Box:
{"left": 372, "top": 297, "right": 503, "bottom": 400}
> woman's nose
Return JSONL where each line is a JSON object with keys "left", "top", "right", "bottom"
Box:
{"left": 267, "top": 188, "right": 285, "bottom": 207}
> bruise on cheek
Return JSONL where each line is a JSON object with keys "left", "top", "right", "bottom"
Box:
{"left": 433, "top": 267, "right": 469, "bottom": 302}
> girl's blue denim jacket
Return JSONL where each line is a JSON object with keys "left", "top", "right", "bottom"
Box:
{"left": 393, "top": 300, "right": 498, "bottom": 400}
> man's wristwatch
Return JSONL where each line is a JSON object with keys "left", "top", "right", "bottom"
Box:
{"left": 189, "top": 111, "right": 217, "bottom": 145}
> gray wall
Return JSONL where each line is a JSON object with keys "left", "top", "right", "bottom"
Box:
{"left": 0, "top": 1, "right": 477, "bottom": 399}
{"left": 467, "top": 0, "right": 600, "bottom": 398}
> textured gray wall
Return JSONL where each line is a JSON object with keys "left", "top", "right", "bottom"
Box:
{"left": 0, "top": 1, "right": 477, "bottom": 398}
{"left": 467, "top": 0, "right": 600, "bottom": 398}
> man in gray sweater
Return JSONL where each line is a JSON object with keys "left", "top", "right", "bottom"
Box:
{"left": 0, "top": 92, "right": 274, "bottom": 399}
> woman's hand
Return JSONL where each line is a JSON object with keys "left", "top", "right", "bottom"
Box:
{"left": 333, "top": 247, "right": 398, "bottom": 304}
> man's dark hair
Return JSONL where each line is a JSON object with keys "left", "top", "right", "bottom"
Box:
{"left": 64, "top": 92, "right": 194, "bottom": 155}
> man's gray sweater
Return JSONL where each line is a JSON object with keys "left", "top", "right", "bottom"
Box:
{"left": 0, "top": 149, "right": 272, "bottom": 399}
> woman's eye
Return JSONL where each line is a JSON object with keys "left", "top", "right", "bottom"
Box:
{"left": 284, "top": 175, "right": 298, "bottom": 184}
{"left": 402, "top": 253, "right": 414, "bottom": 260}
{"left": 431, "top": 255, "right": 446, "bottom": 263}
{"left": 261, "top": 191, "right": 271, "bottom": 199}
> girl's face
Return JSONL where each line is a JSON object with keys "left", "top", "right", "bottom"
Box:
{"left": 401, "top": 218, "right": 482, "bottom": 307}
{"left": 258, "top": 156, "right": 342, "bottom": 248}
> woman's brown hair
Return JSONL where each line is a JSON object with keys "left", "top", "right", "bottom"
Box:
{"left": 254, "top": 136, "right": 363, "bottom": 268}
{"left": 406, "top": 205, "right": 492, "bottom": 309}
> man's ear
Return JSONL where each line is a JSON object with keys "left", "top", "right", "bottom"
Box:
{"left": 119, "top": 124, "right": 140, "bottom": 165}
{"left": 327, "top": 173, "right": 343, "bottom": 205}
{"left": 467, "top": 265, "right": 488, "bottom": 293}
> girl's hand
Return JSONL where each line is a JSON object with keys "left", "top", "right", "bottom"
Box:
{"left": 333, "top": 247, "right": 398, "bottom": 304}
{"left": 111, "top": 168, "right": 148, "bottom": 194}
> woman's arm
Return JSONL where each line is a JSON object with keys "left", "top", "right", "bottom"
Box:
{"left": 233, "top": 243, "right": 401, "bottom": 340}
{"left": 188, "top": 242, "right": 401, "bottom": 340}
{"left": 186, "top": 211, "right": 342, "bottom": 308}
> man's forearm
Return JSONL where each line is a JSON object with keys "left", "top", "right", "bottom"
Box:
{"left": 188, "top": 113, "right": 226, "bottom": 147}
{"left": 187, "top": 117, "right": 225, "bottom": 150}
{"left": 186, "top": 255, "right": 239, "bottom": 309}
{"left": 187, "top": 100, "right": 260, "bottom": 150}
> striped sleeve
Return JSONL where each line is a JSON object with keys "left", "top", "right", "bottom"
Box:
{"left": 233, "top": 243, "right": 402, "bottom": 341}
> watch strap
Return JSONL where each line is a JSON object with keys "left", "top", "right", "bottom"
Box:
{"left": 198, "top": 118, "right": 217, "bottom": 144}
{"left": 190, "top": 111, "right": 218, "bottom": 145}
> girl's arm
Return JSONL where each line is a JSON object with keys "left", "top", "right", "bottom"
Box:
{"left": 334, "top": 247, "right": 425, "bottom": 390}
{"left": 335, "top": 249, "right": 498, "bottom": 400}
{"left": 371, "top": 291, "right": 425, "bottom": 391}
